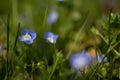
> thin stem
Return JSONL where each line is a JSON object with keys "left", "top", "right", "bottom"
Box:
{"left": 48, "top": 55, "right": 59, "bottom": 80}
{"left": 6, "top": 14, "right": 10, "bottom": 79}
{"left": 7, "top": 15, "right": 10, "bottom": 57}
{"left": 42, "top": 5, "right": 48, "bottom": 33}
{"left": 31, "top": 62, "right": 34, "bottom": 80}
{"left": 66, "top": 12, "right": 91, "bottom": 60}
{"left": 53, "top": 44, "right": 57, "bottom": 53}
{"left": 108, "top": 9, "right": 112, "bottom": 46}
{"left": 14, "top": 23, "right": 20, "bottom": 49}
{"left": 96, "top": 29, "right": 120, "bottom": 56}
{"left": 88, "top": 29, "right": 120, "bottom": 79}
{"left": 48, "top": 44, "right": 59, "bottom": 80}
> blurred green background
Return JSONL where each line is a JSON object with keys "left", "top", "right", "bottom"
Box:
{"left": 0, "top": 0, "right": 120, "bottom": 80}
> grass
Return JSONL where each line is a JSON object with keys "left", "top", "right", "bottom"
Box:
{"left": 0, "top": 0, "right": 120, "bottom": 80}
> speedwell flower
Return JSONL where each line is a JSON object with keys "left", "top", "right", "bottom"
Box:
{"left": 0, "top": 44, "right": 2, "bottom": 53}
{"left": 47, "top": 9, "right": 58, "bottom": 24}
{"left": 93, "top": 54, "right": 108, "bottom": 63}
{"left": 19, "top": 28, "right": 36, "bottom": 44}
{"left": 69, "top": 51, "right": 92, "bottom": 76}
{"left": 44, "top": 32, "right": 58, "bottom": 44}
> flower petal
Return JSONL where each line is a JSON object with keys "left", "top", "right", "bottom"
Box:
{"left": 21, "top": 28, "right": 28, "bottom": 35}
{"left": 29, "top": 30, "right": 37, "bottom": 40}
{"left": 47, "top": 10, "right": 58, "bottom": 24}
{"left": 0, "top": 44, "right": 2, "bottom": 51}
{"left": 53, "top": 35, "right": 59, "bottom": 40}
{"left": 25, "top": 39, "right": 33, "bottom": 44}
{"left": 18, "top": 36, "right": 25, "bottom": 41}
{"left": 92, "top": 54, "right": 107, "bottom": 63}
{"left": 69, "top": 51, "right": 92, "bottom": 71}
{"left": 52, "top": 35, "right": 58, "bottom": 44}
{"left": 44, "top": 32, "right": 54, "bottom": 39}
{"left": 44, "top": 32, "right": 59, "bottom": 44}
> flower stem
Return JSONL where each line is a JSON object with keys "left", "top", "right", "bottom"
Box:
{"left": 48, "top": 54, "right": 59, "bottom": 80}
{"left": 14, "top": 23, "right": 20, "bottom": 50}
{"left": 42, "top": 5, "right": 48, "bottom": 33}
{"left": 6, "top": 14, "right": 10, "bottom": 79}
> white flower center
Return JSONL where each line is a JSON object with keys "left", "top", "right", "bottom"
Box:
{"left": 23, "top": 33, "right": 31, "bottom": 41}
{"left": 47, "top": 37, "right": 54, "bottom": 43}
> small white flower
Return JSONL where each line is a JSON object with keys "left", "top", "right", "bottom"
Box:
{"left": 19, "top": 28, "right": 36, "bottom": 44}
{"left": 23, "top": 33, "right": 31, "bottom": 41}
{"left": 44, "top": 32, "right": 59, "bottom": 44}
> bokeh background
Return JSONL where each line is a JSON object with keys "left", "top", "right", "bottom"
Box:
{"left": 0, "top": 0, "right": 120, "bottom": 80}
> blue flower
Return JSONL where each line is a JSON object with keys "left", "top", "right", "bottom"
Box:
{"left": 0, "top": 44, "right": 2, "bottom": 52}
{"left": 93, "top": 54, "right": 108, "bottom": 63}
{"left": 44, "top": 32, "right": 58, "bottom": 44}
{"left": 19, "top": 28, "right": 36, "bottom": 44}
{"left": 47, "top": 9, "right": 58, "bottom": 24}
{"left": 69, "top": 51, "right": 92, "bottom": 73}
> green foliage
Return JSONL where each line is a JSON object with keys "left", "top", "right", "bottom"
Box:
{"left": 0, "top": 0, "right": 120, "bottom": 80}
